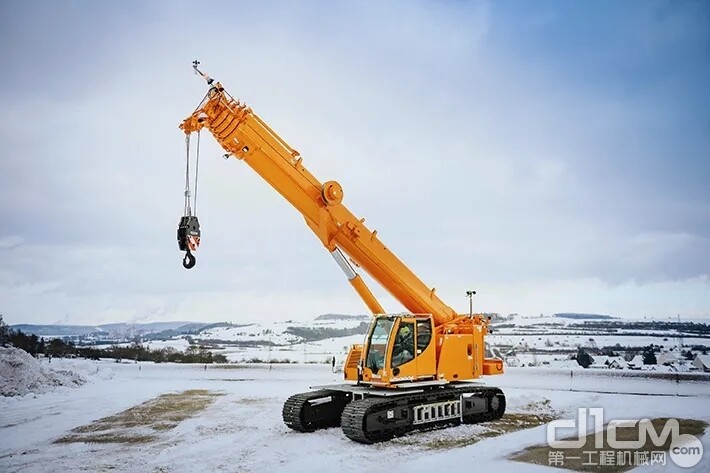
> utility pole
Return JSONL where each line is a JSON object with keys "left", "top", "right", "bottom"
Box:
{"left": 466, "top": 290, "right": 476, "bottom": 317}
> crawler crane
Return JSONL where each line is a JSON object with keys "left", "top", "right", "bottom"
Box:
{"left": 178, "top": 62, "right": 506, "bottom": 443}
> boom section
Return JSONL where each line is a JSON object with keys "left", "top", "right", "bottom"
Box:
{"left": 180, "top": 83, "right": 458, "bottom": 325}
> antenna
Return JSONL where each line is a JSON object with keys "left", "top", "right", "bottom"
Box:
{"left": 192, "top": 60, "right": 214, "bottom": 85}
{"left": 466, "top": 290, "right": 476, "bottom": 317}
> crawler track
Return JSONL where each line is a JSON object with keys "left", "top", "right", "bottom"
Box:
{"left": 282, "top": 389, "right": 350, "bottom": 432}
{"left": 341, "top": 386, "right": 505, "bottom": 443}
{"left": 283, "top": 385, "right": 505, "bottom": 443}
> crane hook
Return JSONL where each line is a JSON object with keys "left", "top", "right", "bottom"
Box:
{"left": 182, "top": 250, "right": 196, "bottom": 269}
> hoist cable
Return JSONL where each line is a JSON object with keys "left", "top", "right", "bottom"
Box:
{"left": 184, "top": 134, "right": 192, "bottom": 216}
{"left": 193, "top": 131, "right": 201, "bottom": 215}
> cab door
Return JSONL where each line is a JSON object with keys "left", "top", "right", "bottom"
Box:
{"left": 389, "top": 319, "right": 416, "bottom": 380}
{"left": 414, "top": 317, "right": 436, "bottom": 379}
{"left": 388, "top": 317, "right": 436, "bottom": 381}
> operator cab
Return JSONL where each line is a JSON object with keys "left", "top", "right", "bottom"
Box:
{"left": 359, "top": 314, "right": 437, "bottom": 385}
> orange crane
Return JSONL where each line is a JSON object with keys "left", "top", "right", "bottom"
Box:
{"left": 178, "top": 62, "right": 505, "bottom": 443}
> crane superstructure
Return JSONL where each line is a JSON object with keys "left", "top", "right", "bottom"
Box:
{"left": 178, "top": 62, "right": 505, "bottom": 443}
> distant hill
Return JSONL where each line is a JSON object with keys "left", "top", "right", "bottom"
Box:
{"left": 315, "top": 314, "right": 369, "bottom": 321}
{"left": 11, "top": 324, "right": 104, "bottom": 337}
{"left": 142, "top": 322, "right": 240, "bottom": 340}
{"left": 11, "top": 321, "right": 205, "bottom": 338}
{"left": 286, "top": 322, "right": 369, "bottom": 342}
{"left": 554, "top": 313, "right": 615, "bottom": 320}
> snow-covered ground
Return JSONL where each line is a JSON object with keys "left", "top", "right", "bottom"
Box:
{"left": 198, "top": 322, "right": 301, "bottom": 345}
{"left": 143, "top": 338, "right": 192, "bottom": 352}
{"left": 489, "top": 333, "right": 710, "bottom": 350}
{"left": 216, "top": 333, "right": 363, "bottom": 364}
{"left": 508, "top": 315, "right": 710, "bottom": 326}
{"left": 0, "top": 359, "right": 708, "bottom": 473}
{"left": 196, "top": 317, "right": 368, "bottom": 345}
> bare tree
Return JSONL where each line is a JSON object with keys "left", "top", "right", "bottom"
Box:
{"left": 0, "top": 314, "right": 10, "bottom": 346}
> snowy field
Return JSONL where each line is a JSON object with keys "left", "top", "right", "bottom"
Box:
{"left": 196, "top": 318, "right": 368, "bottom": 346}
{"left": 1, "top": 359, "right": 709, "bottom": 473}
{"left": 489, "top": 333, "right": 710, "bottom": 350}
{"left": 216, "top": 334, "right": 362, "bottom": 364}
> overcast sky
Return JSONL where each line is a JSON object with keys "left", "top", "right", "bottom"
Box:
{"left": 1, "top": 1, "right": 709, "bottom": 325}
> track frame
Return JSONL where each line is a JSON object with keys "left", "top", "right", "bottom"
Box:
{"left": 283, "top": 383, "right": 506, "bottom": 443}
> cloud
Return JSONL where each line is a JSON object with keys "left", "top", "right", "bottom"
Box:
{"left": 0, "top": 236, "right": 25, "bottom": 250}
{"left": 1, "top": 1, "right": 708, "bottom": 324}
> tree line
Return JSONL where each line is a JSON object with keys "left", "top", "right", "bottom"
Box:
{"left": 0, "top": 315, "right": 227, "bottom": 363}
{"left": 285, "top": 322, "right": 369, "bottom": 341}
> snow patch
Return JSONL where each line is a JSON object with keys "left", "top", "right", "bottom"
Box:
{"left": 0, "top": 347, "right": 87, "bottom": 397}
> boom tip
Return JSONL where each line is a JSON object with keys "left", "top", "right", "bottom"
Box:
{"left": 191, "top": 60, "right": 213, "bottom": 85}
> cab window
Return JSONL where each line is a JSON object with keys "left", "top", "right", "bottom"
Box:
{"left": 391, "top": 322, "right": 415, "bottom": 368}
{"left": 365, "top": 318, "right": 393, "bottom": 373}
{"left": 416, "top": 319, "right": 432, "bottom": 353}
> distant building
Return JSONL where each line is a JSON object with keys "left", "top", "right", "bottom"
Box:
{"left": 607, "top": 357, "right": 628, "bottom": 370}
{"left": 693, "top": 354, "right": 710, "bottom": 372}
{"left": 587, "top": 356, "right": 628, "bottom": 370}
{"left": 588, "top": 355, "right": 611, "bottom": 369}
{"left": 657, "top": 352, "right": 681, "bottom": 366}
{"left": 641, "top": 364, "right": 673, "bottom": 373}
{"left": 627, "top": 355, "right": 644, "bottom": 370}
{"left": 671, "top": 360, "right": 697, "bottom": 373}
